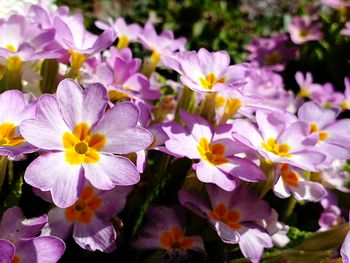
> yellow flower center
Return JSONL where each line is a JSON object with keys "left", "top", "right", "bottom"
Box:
{"left": 262, "top": 138, "right": 291, "bottom": 157}
{"left": 65, "top": 186, "right": 102, "bottom": 224}
{"left": 62, "top": 122, "right": 106, "bottom": 165}
{"left": 199, "top": 73, "right": 225, "bottom": 90}
{"left": 197, "top": 137, "right": 228, "bottom": 165}
{"left": 117, "top": 35, "right": 129, "bottom": 50}
{"left": 340, "top": 101, "right": 350, "bottom": 110}
{"left": 69, "top": 50, "right": 86, "bottom": 73}
{"left": 208, "top": 203, "right": 241, "bottom": 230}
{"left": 298, "top": 87, "right": 309, "bottom": 98}
{"left": 309, "top": 123, "right": 329, "bottom": 143}
{"left": 150, "top": 50, "right": 160, "bottom": 66}
{"left": 0, "top": 122, "right": 25, "bottom": 147}
{"left": 280, "top": 163, "right": 301, "bottom": 187}
{"left": 159, "top": 226, "right": 194, "bottom": 252}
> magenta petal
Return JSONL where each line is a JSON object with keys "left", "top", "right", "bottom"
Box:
{"left": 24, "top": 152, "right": 84, "bottom": 208}
{"left": 83, "top": 154, "right": 140, "bottom": 190}
{"left": 73, "top": 216, "right": 116, "bottom": 252}
{"left": 0, "top": 239, "right": 15, "bottom": 263}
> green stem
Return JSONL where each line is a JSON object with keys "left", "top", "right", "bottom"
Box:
{"left": 282, "top": 197, "right": 297, "bottom": 221}
{"left": 0, "top": 156, "right": 8, "bottom": 190}
{"left": 174, "top": 86, "right": 196, "bottom": 122}
{"left": 40, "top": 59, "right": 59, "bottom": 94}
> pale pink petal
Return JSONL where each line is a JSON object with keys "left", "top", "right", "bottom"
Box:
{"left": 24, "top": 152, "right": 84, "bottom": 208}
{"left": 83, "top": 154, "right": 139, "bottom": 190}
{"left": 20, "top": 95, "right": 70, "bottom": 150}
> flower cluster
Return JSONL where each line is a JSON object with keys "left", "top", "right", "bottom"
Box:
{"left": 0, "top": 1, "right": 350, "bottom": 262}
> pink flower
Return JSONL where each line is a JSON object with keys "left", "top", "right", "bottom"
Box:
{"left": 246, "top": 34, "right": 297, "bottom": 71}
{"left": 163, "top": 110, "right": 266, "bottom": 191}
{"left": 96, "top": 18, "right": 142, "bottom": 49}
{"left": 162, "top": 48, "right": 249, "bottom": 93}
{"left": 288, "top": 16, "right": 323, "bottom": 45}
{"left": 179, "top": 184, "right": 272, "bottom": 263}
{"left": 273, "top": 163, "right": 325, "bottom": 202}
{"left": 41, "top": 184, "right": 132, "bottom": 252}
{"left": 133, "top": 206, "right": 204, "bottom": 257}
{"left": 20, "top": 79, "right": 153, "bottom": 208}
{"left": 0, "top": 206, "right": 65, "bottom": 263}
{"left": 0, "top": 90, "right": 37, "bottom": 158}
{"left": 233, "top": 110, "right": 325, "bottom": 171}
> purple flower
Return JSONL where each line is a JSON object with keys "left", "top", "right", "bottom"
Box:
{"left": 297, "top": 101, "right": 350, "bottom": 164}
{"left": 96, "top": 18, "right": 142, "bottom": 49}
{"left": 295, "top": 71, "right": 323, "bottom": 99}
{"left": 0, "top": 90, "right": 37, "bottom": 158}
{"left": 133, "top": 206, "right": 204, "bottom": 257}
{"left": 232, "top": 110, "right": 325, "bottom": 171}
{"left": 163, "top": 110, "right": 266, "bottom": 191}
{"left": 242, "top": 68, "right": 294, "bottom": 111}
{"left": 162, "top": 48, "right": 249, "bottom": 93}
{"left": 20, "top": 79, "right": 153, "bottom": 208}
{"left": 288, "top": 16, "right": 323, "bottom": 45}
{"left": 179, "top": 184, "right": 272, "bottom": 263}
{"left": 0, "top": 206, "right": 65, "bottom": 263}
{"left": 138, "top": 22, "right": 186, "bottom": 66}
{"left": 273, "top": 163, "right": 325, "bottom": 202}
{"left": 0, "top": 14, "right": 62, "bottom": 62}
{"left": 341, "top": 22, "right": 350, "bottom": 36}
{"left": 42, "top": 184, "right": 132, "bottom": 252}
{"left": 246, "top": 34, "right": 297, "bottom": 71}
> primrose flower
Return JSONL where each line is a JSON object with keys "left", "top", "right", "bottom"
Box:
{"left": 0, "top": 206, "right": 65, "bottom": 263}
{"left": 273, "top": 163, "right": 325, "bottom": 202}
{"left": 133, "top": 206, "right": 205, "bottom": 258}
{"left": 318, "top": 190, "right": 343, "bottom": 231}
{"left": 163, "top": 110, "right": 266, "bottom": 191}
{"left": 96, "top": 18, "right": 142, "bottom": 49}
{"left": 295, "top": 71, "right": 323, "bottom": 99}
{"left": 242, "top": 68, "right": 294, "bottom": 111}
{"left": 138, "top": 22, "right": 186, "bottom": 67}
{"left": 20, "top": 79, "right": 153, "bottom": 208}
{"left": 320, "top": 160, "right": 350, "bottom": 193}
{"left": 0, "top": 90, "right": 37, "bottom": 158}
{"left": 246, "top": 34, "right": 297, "bottom": 71}
{"left": 83, "top": 47, "right": 160, "bottom": 102}
{"left": 288, "top": 16, "right": 323, "bottom": 45}
{"left": 0, "top": 14, "right": 62, "bottom": 77}
{"left": 162, "top": 48, "right": 249, "bottom": 93}
{"left": 53, "top": 13, "right": 115, "bottom": 74}
{"left": 179, "top": 184, "right": 272, "bottom": 263}
{"left": 42, "top": 184, "right": 132, "bottom": 252}
{"left": 297, "top": 101, "right": 350, "bottom": 164}
{"left": 233, "top": 110, "right": 325, "bottom": 171}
